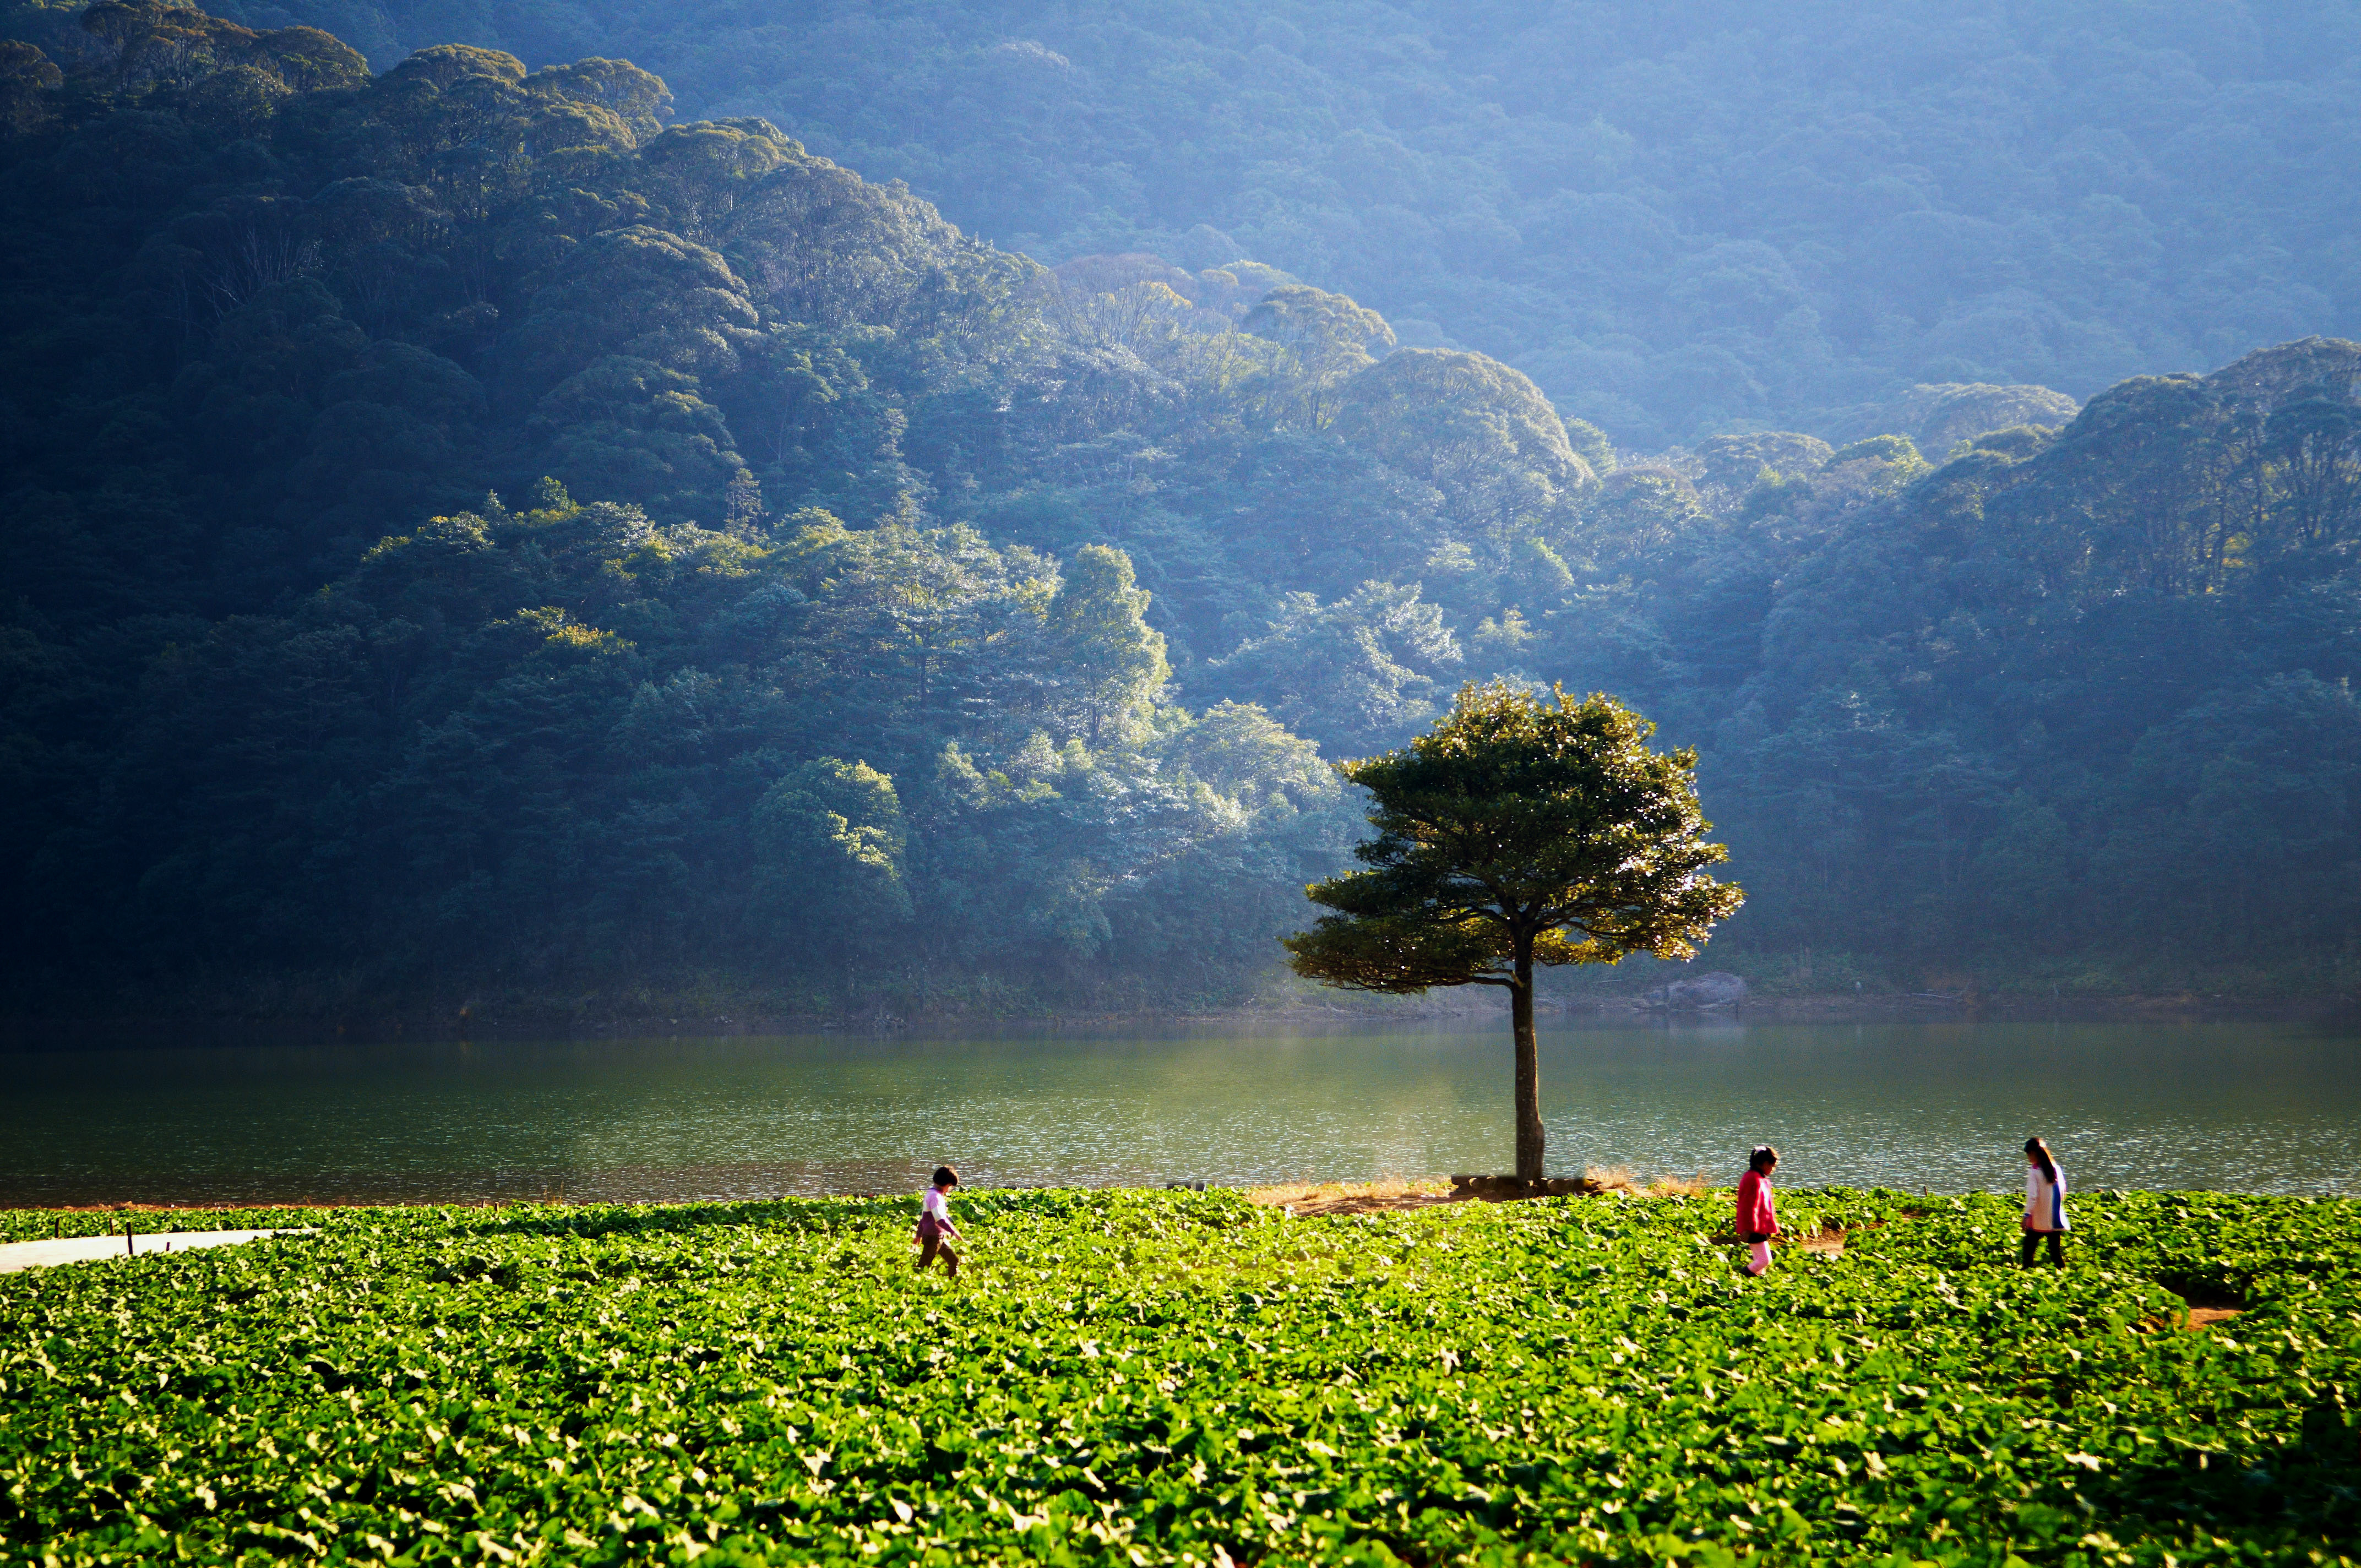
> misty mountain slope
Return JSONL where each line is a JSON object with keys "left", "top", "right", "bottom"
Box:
{"left": 1, "top": 2, "right": 2356, "bottom": 1014}
{"left": 1666, "top": 338, "right": 2361, "bottom": 974}
{"left": 106, "top": 0, "right": 2361, "bottom": 448}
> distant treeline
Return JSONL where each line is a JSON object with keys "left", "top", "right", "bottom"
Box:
{"left": 50, "top": 0, "right": 2361, "bottom": 447}
{"left": 0, "top": 4, "right": 2356, "bottom": 1017}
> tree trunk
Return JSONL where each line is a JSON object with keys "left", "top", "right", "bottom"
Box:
{"left": 1512, "top": 944, "right": 1543, "bottom": 1180}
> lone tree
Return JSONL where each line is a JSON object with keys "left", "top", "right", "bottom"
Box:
{"left": 1285, "top": 682, "right": 1743, "bottom": 1180}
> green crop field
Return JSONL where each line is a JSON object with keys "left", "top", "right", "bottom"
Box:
{"left": 3, "top": 1189, "right": 2356, "bottom": 1566}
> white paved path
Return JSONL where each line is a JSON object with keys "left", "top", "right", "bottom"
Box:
{"left": 0, "top": 1229, "right": 311, "bottom": 1273}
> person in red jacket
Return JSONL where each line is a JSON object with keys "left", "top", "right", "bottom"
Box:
{"left": 1736, "top": 1145, "right": 1781, "bottom": 1275}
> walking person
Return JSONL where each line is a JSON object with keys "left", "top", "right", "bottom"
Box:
{"left": 915, "top": 1164, "right": 964, "bottom": 1278}
{"left": 2021, "top": 1136, "right": 2068, "bottom": 1267}
{"left": 1736, "top": 1145, "right": 1781, "bottom": 1276}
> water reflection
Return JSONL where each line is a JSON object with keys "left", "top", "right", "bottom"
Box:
{"left": 1, "top": 1019, "right": 2354, "bottom": 1205}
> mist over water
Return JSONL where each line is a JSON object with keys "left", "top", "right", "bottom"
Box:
{"left": 4, "top": 1020, "right": 2355, "bottom": 1206}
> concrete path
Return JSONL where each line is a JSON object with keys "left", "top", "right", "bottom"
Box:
{"left": 0, "top": 1228, "right": 311, "bottom": 1274}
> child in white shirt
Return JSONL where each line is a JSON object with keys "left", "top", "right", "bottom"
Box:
{"left": 915, "top": 1164, "right": 963, "bottom": 1278}
{"left": 2021, "top": 1136, "right": 2068, "bottom": 1267}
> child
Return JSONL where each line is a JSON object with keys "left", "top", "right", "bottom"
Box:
{"left": 915, "top": 1164, "right": 964, "bottom": 1278}
{"left": 1736, "top": 1145, "right": 1780, "bottom": 1275}
{"left": 2021, "top": 1136, "right": 2068, "bottom": 1267}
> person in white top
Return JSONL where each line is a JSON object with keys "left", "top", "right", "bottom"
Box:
{"left": 2021, "top": 1136, "right": 2068, "bottom": 1268}
{"left": 915, "top": 1164, "right": 964, "bottom": 1278}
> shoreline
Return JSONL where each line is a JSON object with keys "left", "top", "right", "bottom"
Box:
{"left": 2, "top": 988, "right": 2351, "bottom": 1047}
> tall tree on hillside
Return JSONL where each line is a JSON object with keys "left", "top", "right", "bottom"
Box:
{"left": 1046, "top": 544, "right": 1169, "bottom": 745}
{"left": 1242, "top": 283, "right": 1396, "bottom": 426}
{"left": 1334, "top": 349, "right": 1607, "bottom": 547}
{"left": 751, "top": 756, "right": 912, "bottom": 948}
{"left": 1285, "top": 682, "right": 1742, "bottom": 1180}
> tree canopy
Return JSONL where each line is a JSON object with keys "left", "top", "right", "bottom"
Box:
{"left": 115, "top": 0, "right": 2361, "bottom": 447}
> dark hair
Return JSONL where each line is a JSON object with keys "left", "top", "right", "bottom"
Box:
{"left": 1749, "top": 1145, "right": 1779, "bottom": 1172}
{"left": 933, "top": 1166, "right": 960, "bottom": 1189}
{"left": 2023, "top": 1137, "right": 2057, "bottom": 1183}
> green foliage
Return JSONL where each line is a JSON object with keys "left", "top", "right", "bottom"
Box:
{"left": 752, "top": 758, "right": 911, "bottom": 930}
{"left": 3, "top": 1189, "right": 2358, "bottom": 1565}
{"left": 1334, "top": 349, "right": 1600, "bottom": 548}
{"left": 1241, "top": 282, "right": 1395, "bottom": 427}
{"left": 165, "top": 0, "right": 2361, "bottom": 448}
{"left": 1043, "top": 545, "right": 1169, "bottom": 748}
{"left": 1290, "top": 682, "right": 1742, "bottom": 991}
{"left": 1212, "top": 582, "right": 1462, "bottom": 756}
{"left": 1, "top": 4, "right": 2358, "bottom": 1010}
{"left": 1640, "top": 349, "right": 2361, "bottom": 984}
{"left": 1289, "top": 682, "right": 1742, "bottom": 1177}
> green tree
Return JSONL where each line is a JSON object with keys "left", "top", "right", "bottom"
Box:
{"left": 774, "top": 517, "right": 1036, "bottom": 725}
{"left": 2262, "top": 394, "right": 2359, "bottom": 553}
{"left": 1241, "top": 283, "right": 1395, "bottom": 426}
{"left": 751, "top": 756, "right": 911, "bottom": 942}
{"left": 1046, "top": 544, "right": 1168, "bottom": 746}
{"left": 1334, "top": 349, "right": 1604, "bottom": 547}
{"left": 1285, "top": 682, "right": 1742, "bottom": 1179}
{"left": 1214, "top": 581, "right": 1460, "bottom": 754}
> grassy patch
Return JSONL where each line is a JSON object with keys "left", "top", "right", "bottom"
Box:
{"left": 3, "top": 1189, "right": 2357, "bottom": 1565}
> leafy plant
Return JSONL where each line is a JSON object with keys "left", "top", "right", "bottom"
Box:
{"left": 4, "top": 1188, "right": 2355, "bottom": 1564}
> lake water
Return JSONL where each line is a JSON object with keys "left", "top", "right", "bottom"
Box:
{"left": 2, "top": 1018, "right": 2357, "bottom": 1207}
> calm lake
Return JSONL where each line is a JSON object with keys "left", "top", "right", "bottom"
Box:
{"left": 3, "top": 1018, "right": 2357, "bottom": 1207}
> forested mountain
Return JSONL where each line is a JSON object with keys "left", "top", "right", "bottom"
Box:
{"left": 27, "top": 0, "right": 2357, "bottom": 447}
{"left": 1, "top": 2, "right": 2356, "bottom": 1017}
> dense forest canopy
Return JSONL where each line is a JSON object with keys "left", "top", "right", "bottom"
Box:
{"left": 26, "top": 0, "right": 2356, "bottom": 447}
{"left": 1, "top": 1, "right": 2357, "bottom": 1016}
